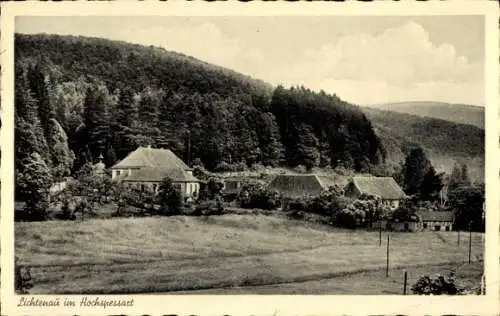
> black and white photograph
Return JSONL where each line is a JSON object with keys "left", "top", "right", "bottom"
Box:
{"left": 1, "top": 2, "right": 499, "bottom": 316}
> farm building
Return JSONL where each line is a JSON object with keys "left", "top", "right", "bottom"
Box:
{"left": 344, "top": 176, "right": 406, "bottom": 210}
{"left": 382, "top": 210, "right": 455, "bottom": 232}
{"left": 267, "top": 174, "right": 332, "bottom": 198}
{"left": 110, "top": 146, "right": 201, "bottom": 199}
{"left": 416, "top": 210, "right": 454, "bottom": 231}
{"left": 221, "top": 176, "right": 262, "bottom": 200}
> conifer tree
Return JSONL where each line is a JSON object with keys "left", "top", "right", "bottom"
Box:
{"left": 401, "top": 146, "right": 432, "bottom": 197}
{"left": 420, "top": 167, "right": 444, "bottom": 202}
{"left": 27, "top": 64, "right": 55, "bottom": 138}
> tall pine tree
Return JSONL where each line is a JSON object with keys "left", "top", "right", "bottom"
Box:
{"left": 27, "top": 64, "right": 55, "bottom": 139}
{"left": 401, "top": 146, "right": 438, "bottom": 199}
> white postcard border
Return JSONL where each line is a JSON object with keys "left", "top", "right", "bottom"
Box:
{"left": 1, "top": 2, "right": 498, "bottom": 316}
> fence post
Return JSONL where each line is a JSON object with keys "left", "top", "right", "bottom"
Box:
{"left": 386, "top": 234, "right": 390, "bottom": 277}
{"left": 457, "top": 229, "right": 460, "bottom": 246}
{"left": 379, "top": 221, "right": 382, "bottom": 247}
{"left": 403, "top": 270, "right": 408, "bottom": 295}
{"left": 468, "top": 223, "right": 472, "bottom": 264}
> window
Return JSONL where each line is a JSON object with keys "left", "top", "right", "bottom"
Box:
{"left": 434, "top": 225, "right": 441, "bottom": 231}
{"left": 404, "top": 223, "right": 409, "bottom": 230}
{"left": 445, "top": 226, "right": 450, "bottom": 231}
{"left": 423, "top": 223, "right": 428, "bottom": 229}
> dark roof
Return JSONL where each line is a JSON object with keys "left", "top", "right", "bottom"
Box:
{"left": 267, "top": 174, "right": 326, "bottom": 198}
{"left": 118, "top": 167, "right": 199, "bottom": 183}
{"left": 350, "top": 176, "right": 406, "bottom": 200}
{"left": 416, "top": 211, "right": 454, "bottom": 222}
{"left": 111, "top": 147, "right": 191, "bottom": 170}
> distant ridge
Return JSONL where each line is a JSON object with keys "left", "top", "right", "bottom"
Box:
{"left": 361, "top": 106, "right": 484, "bottom": 183}
{"left": 365, "top": 101, "right": 484, "bottom": 129}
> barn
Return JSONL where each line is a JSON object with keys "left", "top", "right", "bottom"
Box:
{"left": 344, "top": 176, "right": 406, "bottom": 210}
{"left": 267, "top": 174, "right": 331, "bottom": 199}
{"left": 416, "top": 210, "right": 454, "bottom": 231}
{"left": 387, "top": 210, "right": 455, "bottom": 232}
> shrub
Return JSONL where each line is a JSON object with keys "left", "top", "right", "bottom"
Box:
{"left": 286, "top": 197, "right": 309, "bottom": 212}
{"left": 411, "top": 271, "right": 463, "bottom": 295}
{"left": 306, "top": 185, "right": 345, "bottom": 216}
{"left": 193, "top": 197, "right": 225, "bottom": 216}
{"left": 336, "top": 206, "right": 364, "bottom": 229}
{"left": 157, "top": 177, "right": 182, "bottom": 215}
{"left": 237, "top": 183, "right": 281, "bottom": 210}
{"left": 200, "top": 177, "right": 224, "bottom": 201}
{"left": 58, "top": 199, "right": 76, "bottom": 220}
{"left": 15, "top": 264, "right": 33, "bottom": 294}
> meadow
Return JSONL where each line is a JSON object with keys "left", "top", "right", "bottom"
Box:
{"left": 15, "top": 214, "right": 484, "bottom": 294}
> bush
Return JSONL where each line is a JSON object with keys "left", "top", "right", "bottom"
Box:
{"left": 193, "top": 197, "right": 225, "bottom": 216}
{"left": 336, "top": 206, "right": 363, "bottom": 229}
{"left": 157, "top": 177, "right": 183, "bottom": 215}
{"left": 237, "top": 183, "right": 281, "bottom": 210}
{"left": 199, "top": 177, "right": 224, "bottom": 201}
{"left": 58, "top": 199, "right": 76, "bottom": 220}
{"left": 411, "top": 271, "right": 463, "bottom": 295}
{"left": 15, "top": 264, "right": 33, "bottom": 294}
{"left": 306, "top": 185, "right": 345, "bottom": 216}
{"left": 335, "top": 195, "right": 391, "bottom": 229}
{"left": 286, "top": 197, "right": 309, "bottom": 212}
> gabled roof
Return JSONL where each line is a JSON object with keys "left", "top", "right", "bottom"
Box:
{"left": 416, "top": 211, "right": 454, "bottom": 222}
{"left": 117, "top": 167, "right": 199, "bottom": 183}
{"left": 350, "top": 176, "right": 406, "bottom": 200}
{"left": 111, "top": 147, "right": 191, "bottom": 171}
{"left": 316, "top": 175, "right": 337, "bottom": 189}
{"left": 267, "top": 174, "right": 326, "bottom": 198}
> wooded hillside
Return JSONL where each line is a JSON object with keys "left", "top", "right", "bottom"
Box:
{"left": 362, "top": 107, "right": 484, "bottom": 183}
{"left": 14, "top": 33, "right": 385, "bottom": 184}
{"left": 366, "top": 101, "right": 484, "bottom": 129}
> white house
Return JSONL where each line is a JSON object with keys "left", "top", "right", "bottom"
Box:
{"left": 110, "top": 146, "right": 201, "bottom": 199}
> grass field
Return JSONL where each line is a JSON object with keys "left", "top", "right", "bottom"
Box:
{"left": 15, "top": 214, "right": 484, "bottom": 294}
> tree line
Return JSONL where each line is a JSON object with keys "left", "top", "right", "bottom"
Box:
{"left": 15, "top": 33, "right": 385, "bottom": 197}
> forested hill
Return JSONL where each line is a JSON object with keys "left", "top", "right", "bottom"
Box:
{"left": 366, "top": 101, "right": 484, "bottom": 129}
{"left": 14, "top": 33, "right": 385, "bottom": 183}
{"left": 361, "top": 107, "right": 484, "bottom": 183}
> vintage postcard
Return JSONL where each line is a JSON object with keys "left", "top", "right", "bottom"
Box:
{"left": 1, "top": 1, "right": 499, "bottom": 315}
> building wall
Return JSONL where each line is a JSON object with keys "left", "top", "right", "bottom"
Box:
{"left": 112, "top": 168, "right": 131, "bottom": 179}
{"left": 384, "top": 220, "right": 453, "bottom": 232}
{"left": 390, "top": 221, "right": 419, "bottom": 232}
{"left": 126, "top": 181, "right": 200, "bottom": 199}
{"left": 421, "top": 221, "right": 453, "bottom": 232}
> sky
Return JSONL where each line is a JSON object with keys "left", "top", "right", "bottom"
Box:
{"left": 16, "top": 16, "right": 485, "bottom": 106}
